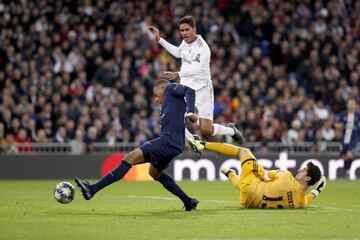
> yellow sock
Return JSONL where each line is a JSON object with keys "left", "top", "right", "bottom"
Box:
{"left": 228, "top": 172, "right": 240, "bottom": 189}
{"left": 204, "top": 142, "right": 241, "bottom": 157}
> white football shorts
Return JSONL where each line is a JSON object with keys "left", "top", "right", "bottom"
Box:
{"left": 195, "top": 85, "right": 214, "bottom": 120}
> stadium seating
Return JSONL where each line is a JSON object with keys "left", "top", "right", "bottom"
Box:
{"left": 0, "top": 0, "right": 359, "bottom": 154}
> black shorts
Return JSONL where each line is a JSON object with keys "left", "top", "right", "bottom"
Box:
{"left": 139, "top": 136, "right": 182, "bottom": 171}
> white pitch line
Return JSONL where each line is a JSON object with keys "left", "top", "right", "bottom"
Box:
{"left": 204, "top": 199, "right": 237, "bottom": 204}
{"left": 125, "top": 195, "right": 360, "bottom": 212}
{"left": 312, "top": 205, "right": 360, "bottom": 212}
{"left": 4, "top": 194, "right": 358, "bottom": 212}
{"left": 126, "top": 195, "right": 237, "bottom": 204}
{"left": 127, "top": 195, "right": 174, "bottom": 201}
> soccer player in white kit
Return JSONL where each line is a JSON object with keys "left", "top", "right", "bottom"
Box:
{"left": 149, "top": 16, "right": 243, "bottom": 143}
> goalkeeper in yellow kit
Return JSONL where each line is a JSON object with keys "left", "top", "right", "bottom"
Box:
{"left": 188, "top": 140, "right": 326, "bottom": 209}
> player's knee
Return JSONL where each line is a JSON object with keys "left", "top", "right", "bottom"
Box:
{"left": 123, "top": 151, "right": 137, "bottom": 165}
{"left": 240, "top": 147, "right": 252, "bottom": 158}
{"left": 199, "top": 126, "right": 213, "bottom": 137}
{"left": 149, "top": 172, "right": 160, "bottom": 180}
{"left": 148, "top": 168, "right": 160, "bottom": 180}
{"left": 346, "top": 151, "right": 353, "bottom": 158}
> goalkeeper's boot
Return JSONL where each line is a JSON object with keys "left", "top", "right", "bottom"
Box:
{"left": 74, "top": 177, "right": 94, "bottom": 200}
{"left": 188, "top": 139, "right": 205, "bottom": 155}
{"left": 220, "top": 167, "right": 236, "bottom": 177}
{"left": 228, "top": 123, "right": 244, "bottom": 145}
{"left": 184, "top": 198, "right": 199, "bottom": 211}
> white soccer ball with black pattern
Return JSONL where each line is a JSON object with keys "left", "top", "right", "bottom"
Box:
{"left": 54, "top": 182, "right": 75, "bottom": 204}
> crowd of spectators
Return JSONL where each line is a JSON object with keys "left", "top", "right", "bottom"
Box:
{"left": 0, "top": 0, "right": 359, "bottom": 153}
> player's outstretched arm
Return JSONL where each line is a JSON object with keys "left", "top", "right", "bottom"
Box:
{"left": 148, "top": 26, "right": 181, "bottom": 58}
{"left": 305, "top": 176, "right": 327, "bottom": 205}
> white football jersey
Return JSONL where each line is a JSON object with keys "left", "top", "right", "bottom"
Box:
{"left": 159, "top": 35, "right": 211, "bottom": 91}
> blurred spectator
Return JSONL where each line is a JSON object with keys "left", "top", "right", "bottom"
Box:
{"left": 321, "top": 120, "right": 336, "bottom": 142}
{"left": 84, "top": 126, "right": 99, "bottom": 152}
{"left": 1, "top": 133, "right": 18, "bottom": 154}
{"left": 70, "top": 129, "right": 86, "bottom": 154}
{"left": 15, "top": 128, "right": 33, "bottom": 152}
{"left": 0, "top": 122, "right": 5, "bottom": 142}
{"left": 36, "top": 129, "right": 49, "bottom": 143}
{"left": 285, "top": 119, "right": 304, "bottom": 145}
{"left": 54, "top": 126, "right": 69, "bottom": 143}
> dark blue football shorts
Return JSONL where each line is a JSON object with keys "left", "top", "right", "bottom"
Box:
{"left": 139, "top": 136, "right": 182, "bottom": 171}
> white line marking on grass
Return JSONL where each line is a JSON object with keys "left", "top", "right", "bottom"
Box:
{"left": 126, "top": 195, "right": 237, "bottom": 204}
{"left": 115, "top": 195, "right": 360, "bottom": 212}
{"left": 204, "top": 199, "right": 238, "bottom": 204}
{"left": 5, "top": 194, "right": 360, "bottom": 213}
{"left": 313, "top": 205, "right": 360, "bottom": 212}
{"left": 127, "top": 195, "right": 174, "bottom": 201}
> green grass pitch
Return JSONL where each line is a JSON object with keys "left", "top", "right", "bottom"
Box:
{"left": 0, "top": 179, "right": 360, "bottom": 240}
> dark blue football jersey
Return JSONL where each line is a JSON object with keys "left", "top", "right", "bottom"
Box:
{"left": 159, "top": 83, "right": 195, "bottom": 150}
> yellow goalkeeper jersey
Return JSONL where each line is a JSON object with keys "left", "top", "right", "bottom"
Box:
{"left": 244, "top": 171, "right": 307, "bottom": 209}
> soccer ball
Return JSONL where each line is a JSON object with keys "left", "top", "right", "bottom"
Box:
{"left": 54, "top": 182, "right": 75, "bottom": 204}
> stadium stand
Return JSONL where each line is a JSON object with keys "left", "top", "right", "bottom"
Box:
{"left": 0, "top": 0, "right": 359, "bottom": 154}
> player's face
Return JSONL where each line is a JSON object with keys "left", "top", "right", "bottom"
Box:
{"left": 179, "top": 23, "right": 197, "bottom": 44}
{"left": 347, "top": 99, "right": 356, "bottom": 111}
{"left": 295, "top": 166, "right": 309, "bottom": 181}
{"left": 153, "top": 86, "right": 164, "bottom": 104}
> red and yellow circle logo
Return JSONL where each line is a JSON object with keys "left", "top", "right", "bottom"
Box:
{"left": 101, "top": 153, "right": 153, "bottom": 181}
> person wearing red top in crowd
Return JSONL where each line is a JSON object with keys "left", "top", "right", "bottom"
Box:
{"left": 15, "top": 128, "right": 33, "bottom": 153}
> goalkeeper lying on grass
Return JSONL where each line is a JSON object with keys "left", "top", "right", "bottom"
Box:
{"left": 189, "top": 140, "right": 326, "bottom": 209}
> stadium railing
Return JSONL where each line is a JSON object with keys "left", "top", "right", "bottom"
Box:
{"left": 0, "top": 142, "right": 359, "bottom": 155}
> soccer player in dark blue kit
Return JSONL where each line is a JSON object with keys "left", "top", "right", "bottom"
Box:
{"left": 75, "top": 79, "right": 199, "bottom": 210}
{"left": 335, "top": 98, "right": 360, "bottom": 179}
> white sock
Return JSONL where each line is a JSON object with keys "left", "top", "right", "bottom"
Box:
{"left": 212, "top": 124, "right": 235, "bottom": 136}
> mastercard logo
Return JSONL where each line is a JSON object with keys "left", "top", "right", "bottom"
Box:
{"left": 101, "top": 153, "right": 153, "bottom": 181}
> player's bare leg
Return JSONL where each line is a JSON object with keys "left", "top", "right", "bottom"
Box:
{"left": 199, "top": 118, "right": 214, "bottom": 137}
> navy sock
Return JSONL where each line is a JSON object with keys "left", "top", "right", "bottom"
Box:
{"left": 156, "top": 173, "right": 191, "bottom": 205}
{"left": 90, "top": 161, "right": 132, "bottom": 194}
{"left": 344, "top": 158, "right": 353, "bottom": 171}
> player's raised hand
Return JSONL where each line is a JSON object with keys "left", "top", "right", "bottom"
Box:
{"left": 164, "top": 71, "right": 180, "bottom": 81}
{"left": 148, "top": 26, "right": 160, "bottom": 41}
{"left": 310, "top": 176, "right": 326, "bottom": 198}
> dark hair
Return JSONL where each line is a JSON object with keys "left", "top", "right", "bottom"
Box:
{"left": 154, "top": 79, "right": 170, "bottom": 88}
{"left": 306, "top": 162, "right": 321, "bottom": 186}
{"left": 178, "top": 15, "right": 196, "bottom": 28}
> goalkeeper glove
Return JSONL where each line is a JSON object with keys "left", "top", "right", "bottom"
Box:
{"left": 310, "top": 176, "right": 326, "bottom": 198}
